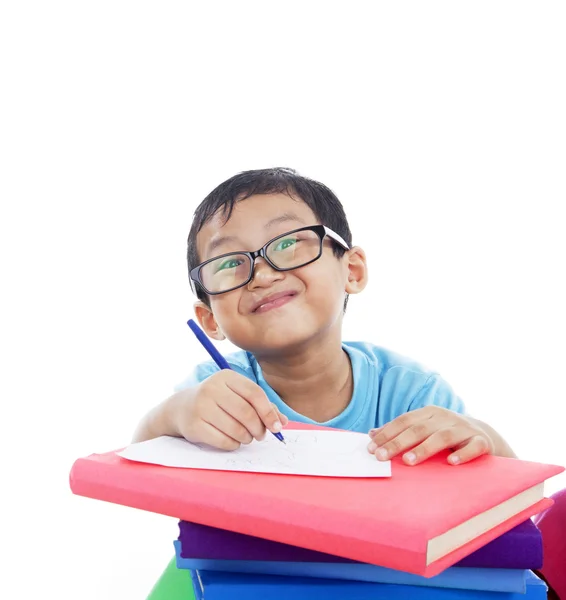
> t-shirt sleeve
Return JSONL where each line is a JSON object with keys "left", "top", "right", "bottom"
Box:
{"left": 407, "top": 373, "right": 467, "bottom": 415}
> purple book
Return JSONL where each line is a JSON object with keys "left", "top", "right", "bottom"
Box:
{"left": 178, "top": 519, "right": 542, "bottom": 570}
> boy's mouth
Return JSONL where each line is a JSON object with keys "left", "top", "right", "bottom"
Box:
{"left": 250, "top": 290, "right": 297, "bottom": 314}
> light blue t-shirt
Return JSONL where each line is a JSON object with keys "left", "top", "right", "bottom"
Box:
{"left": 174, "top": 341, "right": 466, "bottom": 434}
{"left": 175, "top": 342, "right": 465, "bottom": 433}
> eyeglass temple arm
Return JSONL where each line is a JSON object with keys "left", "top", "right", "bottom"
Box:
{"left": 323, "top": 226, "right": 350, "bottom": 250}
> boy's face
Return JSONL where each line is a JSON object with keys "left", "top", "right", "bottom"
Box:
{"left": 194, "top": 193, "right": 367, "bottom": 355}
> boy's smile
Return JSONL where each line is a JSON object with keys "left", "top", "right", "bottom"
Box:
{"left": 249, "top": 290, "right": 298, "bottom": 314}
{"left": 194, "top": 192, "right": 367, "bottom": 357}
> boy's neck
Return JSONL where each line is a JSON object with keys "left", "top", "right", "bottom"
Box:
{"left": 256, "top": 326, "right": 353, "bottom": 423}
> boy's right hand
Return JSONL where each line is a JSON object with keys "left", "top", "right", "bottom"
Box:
{"left": 171, "top": 370, "right": 288, "bottom": 451}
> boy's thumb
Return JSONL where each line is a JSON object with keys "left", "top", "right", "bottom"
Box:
{"left": 272, "top": 403, "right": 289, "bottom": 425}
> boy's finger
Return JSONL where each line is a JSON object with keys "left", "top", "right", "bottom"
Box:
{"left": 196, "top": 420, "right": 241, "bottom": 451}
{"left": 370, "top": 411, "right": 424, "bottom": 449}
{"left": 447, "top": 435, "right": 491, "bottom": 465}
{"left": 368, "top": 427, "right": 383, "bottom": 438}
{"left": 224, "top": 372, "right": 282, "bottom": 433}
{"left": 274, "top": 404, "right": 289, "bottom": 426}
{"left": 369, "top": 419, "right": 438, "bottom": 460}
{"left": 206, "top": 404, "right": 255, "bottom": 445}
{"left": 216, "top": 393, "right": 267, "bottom": 440}
{"left": 399, "top": 426, "right": 472, "bottom": 465}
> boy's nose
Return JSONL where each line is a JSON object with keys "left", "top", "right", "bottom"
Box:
{"left": 247, "top": 257, "right": 285, "bottom": 289}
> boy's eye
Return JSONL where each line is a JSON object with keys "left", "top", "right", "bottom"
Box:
{"left": 216, "top": 257, "right": 244, "bottom": 272}
{"left": 273, "top": 237, "right": 298, "bottom": 251}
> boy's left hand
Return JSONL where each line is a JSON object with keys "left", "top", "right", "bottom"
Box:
{"left": 368, "top": 406, "right": 495, "bottom": 466}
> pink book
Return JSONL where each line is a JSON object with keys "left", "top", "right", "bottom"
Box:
{"left": 69, "top": 422, "right": 563, "bottom": 577}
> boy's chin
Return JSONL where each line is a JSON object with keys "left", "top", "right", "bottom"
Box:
{"left": 243, "top": 320, "right": 327, "bottom": 355}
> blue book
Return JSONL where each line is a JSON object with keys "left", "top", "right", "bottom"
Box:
{"left": 189, "top": 569, "right": 547, "bottom": 600}
{"left": 174, "top": 541, "right": 526, "bottom": 593}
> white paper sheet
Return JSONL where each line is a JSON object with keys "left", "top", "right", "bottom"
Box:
{"left": 118, "top": 429, "right": 391, "bottom": 478}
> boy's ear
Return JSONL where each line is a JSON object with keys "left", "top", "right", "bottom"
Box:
{"left": 193, "top": 301, "right": 226, "bottom": 341}
{"left": 344, "top": 246, "right": 368, "bottom": 295}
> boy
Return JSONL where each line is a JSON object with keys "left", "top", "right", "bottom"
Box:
{"left": 133, "top": 167, "right": 516, "bottom": 466}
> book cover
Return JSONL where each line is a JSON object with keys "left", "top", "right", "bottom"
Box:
{"left": 69, "top": 422, "right": 563, "bottom": 577}
{"left": 189, "top": 569, "right": 547, "bottom": 600}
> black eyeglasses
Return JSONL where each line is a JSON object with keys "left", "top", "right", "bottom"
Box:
{"left": 189, "top": 224, "right": 350, "bottom": 296}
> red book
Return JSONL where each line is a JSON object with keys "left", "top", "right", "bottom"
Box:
{"left": 69, "top": 422, "right": 563, "bottom": 577}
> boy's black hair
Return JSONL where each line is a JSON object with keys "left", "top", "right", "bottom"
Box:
{"left": 187, "top": 167, "right": 353, "bottom": 309}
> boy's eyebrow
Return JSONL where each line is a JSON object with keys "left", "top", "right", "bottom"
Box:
{"left": 207, "top": 235, "right": 240, "bottom": 255}
{"left": 206, "top": 213, "right": 307, "bottom": 256}
{"left": 264, "top": 212, "right": 306, "bottom": 229}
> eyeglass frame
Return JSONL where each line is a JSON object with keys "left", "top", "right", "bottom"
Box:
{"left": 189, "top": 224, "right": 350, "bottom": 296}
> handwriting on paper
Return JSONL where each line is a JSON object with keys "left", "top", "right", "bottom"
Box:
{"left": 118, "top": 429, "right": 391, "bottom": 478}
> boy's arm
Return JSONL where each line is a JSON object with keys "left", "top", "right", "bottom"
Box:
{"left": 134, "top": 360, "right": 221, "bottom": 442}
{"left": 131, "top": 391, "right": 187, "bottom": 443}
{"left": 466, "top": 415, "right": 517, "bottom": 459}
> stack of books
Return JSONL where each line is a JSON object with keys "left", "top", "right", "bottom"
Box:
{"left": 69, "top": 423, "right": 564, "bottom": 599}
{"left": 169, "top": 518, "right": 548, "bottom": 599}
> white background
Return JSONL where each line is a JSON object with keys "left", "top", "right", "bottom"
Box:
{"left": 1, "top": 2, "right": 565, "bottom": 599}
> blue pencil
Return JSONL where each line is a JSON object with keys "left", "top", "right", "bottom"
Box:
{"left": 187, "top": 319, "right": 286, "bottom": 444}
